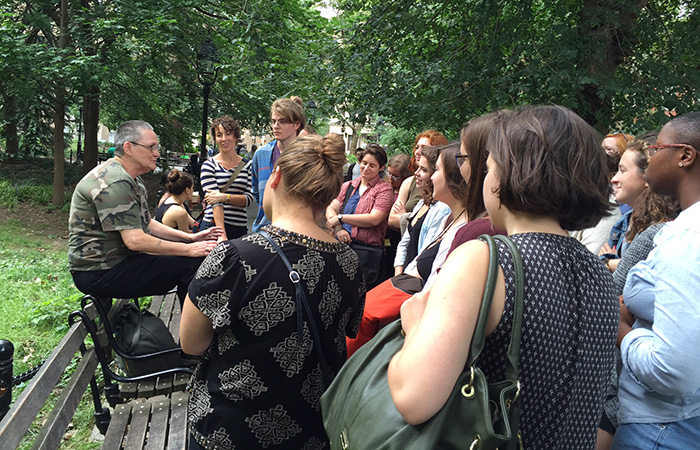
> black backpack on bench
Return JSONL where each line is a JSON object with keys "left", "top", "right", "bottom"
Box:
{"left": 114, "top": 303, "right": 183, "bottom": 376}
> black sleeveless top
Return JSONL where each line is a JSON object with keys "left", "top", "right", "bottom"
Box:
{"left": 404, "top": 209, "right": 429, "bottom": 265}
{"left": 154, "top": 202, "right": 192, "bottom": 223}
{"left": 477, "top": 233, "right": 618, "bottom": 449}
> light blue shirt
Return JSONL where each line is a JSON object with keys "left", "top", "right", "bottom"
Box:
{"left": 393, "top": 200, "right": 451, "bottom": 268}
{"left": 618, "top": 201, "right": 700, "bottom": 424}
{"left": 250, "top": 140, "right": 276, "bottom": 232}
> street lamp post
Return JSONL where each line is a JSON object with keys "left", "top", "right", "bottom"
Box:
{"left": 197, "top": 38, "right": 220, "bottom": 161}
{"left": 73, "top": 106, "right": 83, "bottom": 164}
{"left": 306, "top": 100, "right": 318, "bottom": 126}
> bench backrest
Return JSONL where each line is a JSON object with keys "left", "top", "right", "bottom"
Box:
{"left": 0, "top": 304, "right": 98, "bottom": 450}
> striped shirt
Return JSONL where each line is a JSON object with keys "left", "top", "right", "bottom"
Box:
{"left": 200, "top": 158, "right": 254, "bottom": 228}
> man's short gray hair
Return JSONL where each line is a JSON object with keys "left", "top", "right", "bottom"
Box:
{"left": 114, "top": 120, "right": 154, "bottom": 156}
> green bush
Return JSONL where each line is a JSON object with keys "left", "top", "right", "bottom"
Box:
{"left": 0, "top": 180, "right": 55, "bottom": 209}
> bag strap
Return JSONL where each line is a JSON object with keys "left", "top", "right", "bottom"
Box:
{"left": 340, "top": 182, "right": 358, "bottom": 214}
{"left": 220, "top": 159, "right": 246, "bottom": 193}
{"left": 467, "top": 235, "right": 525, "bottom": 382}
{"left": 259, "top": 230, "right": 333, "bottom": 386}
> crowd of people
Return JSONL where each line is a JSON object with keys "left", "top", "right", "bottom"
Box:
{"left": 66, "top": 99, "right": 700, "bottom": 449}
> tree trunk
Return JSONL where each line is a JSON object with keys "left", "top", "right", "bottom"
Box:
{"left": 349, "top": 124, "right": 362, "bottom": 154}
{"left": 53, "top": 91, "right": 66, "bottom": 207}
{"left": 52, "top": 0, "right": 69, "bottom": 207}
{"left": 82, "top": 85, "right": 100, "bottom": 173}
{"left": 578, "top": 0, "right": 649, "bottom": 130}
{"left": 2, "top": 93, "right": 19, "bottom": 158}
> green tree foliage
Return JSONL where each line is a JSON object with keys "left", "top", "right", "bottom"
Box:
{"left": 1, "top": 0, "right": 335, "bottom": 204}
{"left": 327, "top": 0, "right": 698, "bottom": 134}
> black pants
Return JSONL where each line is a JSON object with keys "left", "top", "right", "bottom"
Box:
{"left": 71, "top": 253, "right": 205, "bottom": 306}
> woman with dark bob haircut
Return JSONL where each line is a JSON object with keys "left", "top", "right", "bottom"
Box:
{"left": 388, "top": 105, "right": 619, "bottom": 449}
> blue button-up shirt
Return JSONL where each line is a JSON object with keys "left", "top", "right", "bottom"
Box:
{"left": 618, "top": 201, "right": 700, "bottom": 424}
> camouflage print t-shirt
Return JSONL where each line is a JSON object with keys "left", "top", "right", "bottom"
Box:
{"left": 68, "top": 158, "right": 151, "bottom": 271}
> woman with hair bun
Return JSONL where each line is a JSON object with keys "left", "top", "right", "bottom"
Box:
{"left": 154, "top": 169, "right": 195, "bottom": 232}
{"left": 181, "top": 133, "right": 365, "bottom": 450}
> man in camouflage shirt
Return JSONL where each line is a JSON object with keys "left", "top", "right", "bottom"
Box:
{"left": 69, "top": 120, "right": 222, "bottom": 304}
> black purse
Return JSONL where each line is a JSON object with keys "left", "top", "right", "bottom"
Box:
{"left": 114, "top": 303, "right": 183, "bottom": 376}
{"left": 321, "top": 234, "right": 525, "bottom": 450}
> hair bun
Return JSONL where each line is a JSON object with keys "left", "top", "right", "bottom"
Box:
{"left": 167, "top": 169, "right": 181, "bottom": 182}
{"left": 319, "top": 134, "right": 346, "bottom": 173}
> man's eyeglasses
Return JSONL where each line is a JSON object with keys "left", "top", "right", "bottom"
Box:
{"left": 455, "top": 153, "right": 469, "bottom": 168}
{"left": 388, "top": 172, "right": 403, "bottom": 181}
{"left": 129, "top": 141, "right": 160, "bottom": 153}
{"left": 270, "top": 119, "right": 291, "bottom": 127}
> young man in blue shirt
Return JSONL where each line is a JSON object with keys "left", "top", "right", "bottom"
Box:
{"left": 251, "top": 97, "right": 306, "bottom": 231}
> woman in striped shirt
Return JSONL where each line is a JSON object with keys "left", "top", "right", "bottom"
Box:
{"left": 201, "top": 116, "right": 254, "bottom": 241}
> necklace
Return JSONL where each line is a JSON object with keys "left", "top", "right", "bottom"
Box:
{"left": 423, "top": 209, "right": 467, "bottom": 251}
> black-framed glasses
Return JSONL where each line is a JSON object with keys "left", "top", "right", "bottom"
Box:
{"left": 455, "top": 153, "right": 469, "bottom": 168}
{"left": 128, "top": 141, "right": 160, "bottom": 153}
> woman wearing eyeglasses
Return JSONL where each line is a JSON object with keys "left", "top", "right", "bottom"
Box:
{"left": 613, "top": 113, "right": 700, "bottom": 448}
{"left": 200, "top": 116, "right": 254, "bottom": 242}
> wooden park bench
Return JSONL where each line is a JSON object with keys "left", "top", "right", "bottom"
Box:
{"left": 0, "top": 291, "right": 193, "bottom": 450}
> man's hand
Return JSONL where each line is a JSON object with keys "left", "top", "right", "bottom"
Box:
{"left": 192, "top": 226, "right": 224, "bottom": 242}
{"left": 187, "top": 240, "right": 219, "bottom": 257}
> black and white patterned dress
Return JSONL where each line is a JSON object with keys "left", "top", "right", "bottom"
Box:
{"left": 477, "top": 233, "right": 618, "bottom": 449}
{"left": 187, "top": 225, "right": 366, "bottom": 449}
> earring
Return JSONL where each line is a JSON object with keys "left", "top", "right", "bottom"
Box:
{"left": 679, "top": 163, "right": 684, "bottom": 167}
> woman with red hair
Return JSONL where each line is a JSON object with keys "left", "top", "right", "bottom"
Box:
{"left": 389, "top": 130, "right": 448, "bottom": 233}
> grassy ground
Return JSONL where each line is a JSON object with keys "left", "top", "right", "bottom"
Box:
{"left": 0, "top": 159, "right": 101, "bottom": 449}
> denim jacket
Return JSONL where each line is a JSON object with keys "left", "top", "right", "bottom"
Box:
{"left": 618, "top": 201, "right": 700, "bottom": 424}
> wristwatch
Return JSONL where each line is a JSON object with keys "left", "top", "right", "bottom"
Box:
{"left": 337, "top": 214, "right": 344, "bottom": 224}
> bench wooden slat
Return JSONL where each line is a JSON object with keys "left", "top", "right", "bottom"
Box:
{"left": 169, "top": 300, "right": 182, "bottom": 344}
{"left": 149, "top": 295, "right": 165, "bottom": 317}
{"left": 167, "top": 392, "right": 189, "bottom": 450}
{"left": 173, "top": 373, "right": 190, "bottom": 393}
{"left": 137, "top": 379, "right": 156, "bottom": 398}
{"left": 159, "top": 294, "right": 176, "bottom": 332}
{"left": 30, "top": 347, "right": 99, "bottom": 450}
{"left": 0, "top": 320, "right": 87, "bottom": 450}
{"left": 156, "top": 375, "right": 175, "bottom": 396}
{"left": 124, "top": 401, "right": 151, "bottom": 449}
{"left": 144, "top": 396, "right": 170, "bottom": 450}
{"left": 102, "top": 402, "right": 132, "bottom": 449}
